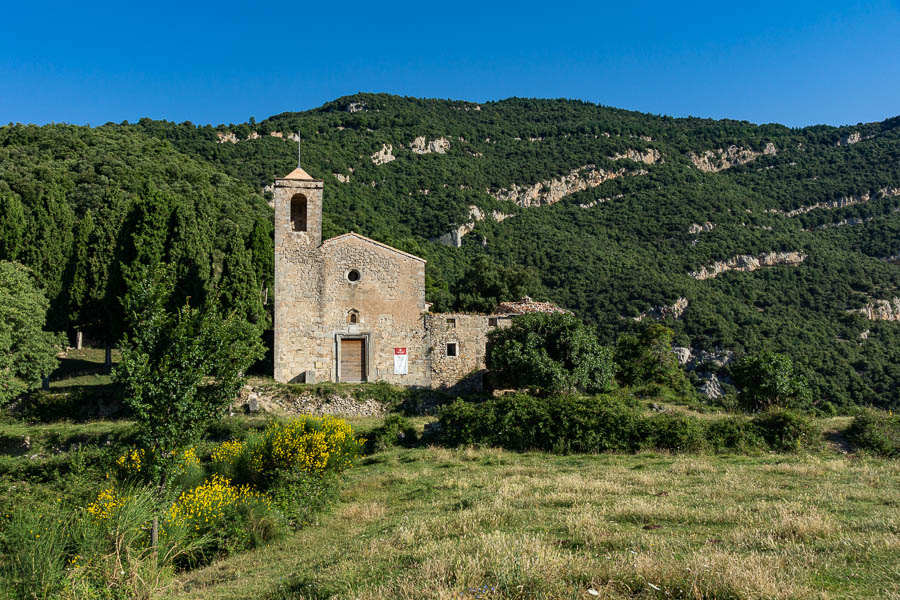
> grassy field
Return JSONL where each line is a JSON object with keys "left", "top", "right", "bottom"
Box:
{"left": 167, "top": 445, "right": 900, "bottom": 600}
{"left": 3, "top": 348, "right": 897, "bottom": 599}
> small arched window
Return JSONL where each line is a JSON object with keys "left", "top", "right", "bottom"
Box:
{"left": 290, "top": 194, "right": 307, "bottom": 232}
{"left": 347, "top": 309, "right": 359, "bottom": 325}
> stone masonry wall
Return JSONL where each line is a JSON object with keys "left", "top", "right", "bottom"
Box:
{"left": 274, "top": 177, "right": 325, "bottom": 383}
{"left": 426, "top": 313, "right": 511, "bottom": 391}
{"left": 320, "top": 235, "right": 429, "bottom": 386}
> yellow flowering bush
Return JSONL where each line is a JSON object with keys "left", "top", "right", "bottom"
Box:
{"left": 86, "top": 487, "right": 127, "bottom": 520}
{"left": 251, "top": 416, "right": 363, "bottom": 475}
{"left": 210, "top": 439, "right": 245, "bottom": 463}
{"left": 176, "top": 446, "right": 201, "bottom": 473}
{"left": 167, "top": 474, "right": 270, "bottom": 530}
{"left": 115, "top": 447, "right": 145, "bottom": 473}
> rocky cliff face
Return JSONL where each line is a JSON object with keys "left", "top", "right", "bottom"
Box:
{"left": 691, "top": 251, "right": 806, "bottom": 280}
{"left": 612, "top": 148, "right": 662, "bottom": 164}
{"left": 836, "top": 131, "right": 874, "bottom": 146}
{"left": 773, "top": 187, "right": 899, "bottom": 217}
{"left": 217, "top": 130, "right": 298, "bottom": 144}
{"left": 370, "top": 143, "right": 396, "bottom": 165}
{"left": 435, "top": 206, "right": 514, "bottom": 247}
{"left": 858, "top": 298, "right": 900, "bottom": 321}
{"left": 410, "top": 136, "right": 451, "bottom": 154}
{"left": 635, "top": 297, "right": 689, "bottom": 321}
{"left": 688, "top": 143, "right": 777, "bottom": 172}
{"left": 688, "top": 222, "right": 716, "bottom": 234}
{"left": 579, "top": 194, "right": 624, "bottom": 209}
{"left": 490, "top": 165, "right": 628, "bottom": 208}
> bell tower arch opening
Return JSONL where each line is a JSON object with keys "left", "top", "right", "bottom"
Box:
{"left": 290, "top": 193, "right": 308, "bottom": 232}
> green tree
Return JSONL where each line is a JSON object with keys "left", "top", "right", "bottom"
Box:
{"left": 614, "top": 324, "right": 692, "bottom": 396}
{"left": 65, "top": 210, "right": 96, "bottom": 338}
{"left": 454, "top": 256, "right": 544, "bottom": 313}
{"left": 731, "top": 351, "right": 812, "bottom": 412}
{"left": 248, "top": 217, "right": 274, "bottom": 297}
{"left": 0, "top": 191, "right": 26, "bottom": 261}
{"left": 486, "top": 312, "right": 616, "bottom": 394}
{"left": 113, "top": 262, "right": 265, "bottom": 482}
{"left": 219, "top": 233, "right": 266, "bottom": 326}
{"left": 0, "top": 261, "right": 66, "bottom": 406}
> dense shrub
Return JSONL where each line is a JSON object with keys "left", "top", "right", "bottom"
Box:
{"left": 615, "top": 325, "right": 693, "bottom": 398}
{"left": 440, "top": 395, "right": 821, "bottom": 454}
{"left": 750, "top": 409, "right": 820, "bottom": 452}
{"left": 486, "top": 313, "right": 616, "bottom": 394}
{"left": 732, "top": 352, "right": 813, "bottom": 412}
{"left": 247, "top": 416, "right": 364, "bottom": 481}
{"left": 705, "top": 417, "right": 766, "bottom": 453}
{"left": 647, "top": 412, "right": 707, "bottom": 453}
{"left": 365, "top": 414, "right": 418, "bottom": 453}
{"left": 846, "top": 409, "right": 900, "bottom": 457}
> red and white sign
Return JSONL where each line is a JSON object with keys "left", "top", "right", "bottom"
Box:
{"left": 393, "top": 348, "right": 408, "bottom": 375}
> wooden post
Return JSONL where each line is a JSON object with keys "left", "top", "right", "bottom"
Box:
{"left": 75, "top": 330, "right": 83, "bottom": 350}
{"left": 41, "top": 376, "right": 50, "bottom": 391}
{"left": 151, "top": 516, "right": 158, "bottom": 549}
{"left": 104, "top": 344, "right": 112, "bottom": 367}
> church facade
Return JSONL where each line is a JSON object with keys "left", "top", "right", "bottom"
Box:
{"left": 273, "top": 167, "right": 511, "bottom": 389}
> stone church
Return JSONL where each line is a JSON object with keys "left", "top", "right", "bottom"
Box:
{"left": 272, "top": 166, "right": 564, "bottom": 389}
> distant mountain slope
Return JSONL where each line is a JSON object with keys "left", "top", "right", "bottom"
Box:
{"left": 2, "top": 94, "right": 899, "bottom": 408}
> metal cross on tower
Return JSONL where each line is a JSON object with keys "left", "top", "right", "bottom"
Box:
{"left": 297, "top": 131, "right": 301, "bottom": 168}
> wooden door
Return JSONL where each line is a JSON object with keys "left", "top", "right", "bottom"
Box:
{"left": 340, "top": 339, "right": 366, "bottom": 382}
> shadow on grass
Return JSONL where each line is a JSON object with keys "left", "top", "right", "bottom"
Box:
{"left": 267, "top": 576, "right": 342, "bottom": 600}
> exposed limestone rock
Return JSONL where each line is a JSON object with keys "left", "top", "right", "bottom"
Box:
{"left": 579, "top": 194, "right": 623, "bottom": 209}
{"left": 700, "top": 374, "right": 725, "bottom": 400}
{"left": 813, "top": 216, "right": 875, "bottom": 230}
{"left": 688, "top": 222, "right": 716, "bottom": 234}
{"left": 688, "top": 143, "right": 777, "bottom": 172}
{"left": 333, "top": 173, "right": 350, "bottom": 183}
{"left": 370, "top": 144, "right": 395, "bottom": 165}
{"left": 270, "top": 131, "right": 283, "bottom": 138}
{"left": 673, "top": 346, "right": 692, "bottom": 366}
{"left": 884, "top": 254, "right": 900, "bottom": 265}
{"left": 216, "top": 131, "right": 239, "bottom": 144}
{"left": 246, "top": 131, "right": 260, "bottom": 140}
{"left": 777, "top": 187, "right": 899, "bottom": 218}
{"left": 691, "top": 251, "right": 806, "bottom": 280}
{"left": 612, "top": 148, "right": 662, "bottom": 165}
{"left": 347, "top": 102, "right": 367, "bottom": 113}
{"left": 836, "top": 131, "right": 873, "bottom": 146}
{"left": 435, "top": 206, "right": 514, "bottom": 247}
{"left": 410, "top": 136, "right": 451, "bottom": 154}
{"left": 490, "top": 165, "right": 631, "bottom": 208}
{"left": 838, "top": 131, "right": 861, "bottom": 146}
{"left": 692, "top": 348, "right": 734, "bottom": 369}
{"left": 635, "top": 297, "right": 689, "bottom": 321}
{"left": 859, "top": 330, "right": 870, "bottom": 341}
{"left": 858, "top": 298, "right": 900, "bottom": 321}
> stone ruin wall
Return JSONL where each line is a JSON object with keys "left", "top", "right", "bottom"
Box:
{"left": 426, "top": 313, "right": 511, "bottom": 391}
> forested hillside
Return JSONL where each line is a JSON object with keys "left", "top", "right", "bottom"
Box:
{"left": 2, "top": 93, "right": 899, "bottom": 409}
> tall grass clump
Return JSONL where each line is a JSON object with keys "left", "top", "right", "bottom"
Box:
{"left": 1, "top": 415, "right": 364, "bottom": 598}
{"left": 0, "top": 487, "right": 204, "bottom": 600}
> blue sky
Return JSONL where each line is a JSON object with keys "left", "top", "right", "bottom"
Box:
{"left": 2, "top": 1, "right": 899, "bottom": 127}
